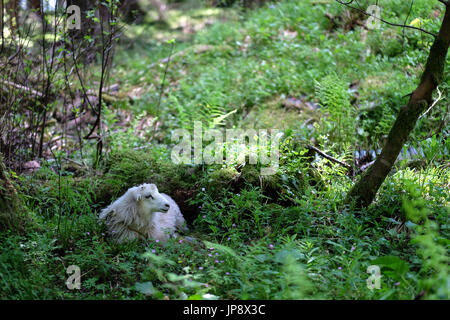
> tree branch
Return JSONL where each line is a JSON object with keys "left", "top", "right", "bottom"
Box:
{"left": 306, "top": 145, "right": 352, "bottom": 169}
{"left": 335, "top": 0, "right": 438, "bottom": 38}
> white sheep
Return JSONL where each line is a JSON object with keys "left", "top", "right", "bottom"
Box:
{"left": 99, "top": 183, "right": 188, "bottom": 243}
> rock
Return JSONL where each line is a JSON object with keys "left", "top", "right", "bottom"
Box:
{"left": 23, "top": 160, "right": 40, "bottom": 173}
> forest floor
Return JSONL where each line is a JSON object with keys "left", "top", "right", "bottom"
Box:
{"left": 0, "top": 0, "right": 448, "bottom": 300}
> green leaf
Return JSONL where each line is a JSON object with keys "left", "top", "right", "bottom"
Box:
{"left": 371, "top": 256, "right": 409, "bottom": 276}
{"left": 274, "top": 249, "right": 304, "bottom": 264}
{"left": 135, "top": 282, "right": 155, "bottom": 295}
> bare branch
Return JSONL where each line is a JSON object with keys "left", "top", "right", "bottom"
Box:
{"left": 306, "top": 145, "right": 353, "bottom": 169}
{"left": 419, "top": 86, "right": 443, "bottom": 119}
{"left": 335, "top": 0, "right": 438, "bottom": 38}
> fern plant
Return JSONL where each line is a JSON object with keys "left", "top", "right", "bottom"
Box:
{"left": 170, "top": 96, "right": 236, "bottom": 130}
{"left": 315, "top": 74, "right": 356, "bottom": 151}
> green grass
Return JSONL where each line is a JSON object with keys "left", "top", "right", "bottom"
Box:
{"left": 0, "top": 0, "right": 448, "bottom": 300}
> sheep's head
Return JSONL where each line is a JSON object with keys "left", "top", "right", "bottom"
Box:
{"left": 134, "top": 184, "right": 170, "bottom": 215}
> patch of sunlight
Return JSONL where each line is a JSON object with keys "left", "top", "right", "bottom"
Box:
{"left": 239, "top": 96, "right": 321, "bottom": 131}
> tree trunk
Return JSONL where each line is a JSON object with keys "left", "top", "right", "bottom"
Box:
{"left": 0, "top": 152, "right": 25, "bottom": 232}
{"left": 346, "top": 3, "right": 450, "bottom": 207}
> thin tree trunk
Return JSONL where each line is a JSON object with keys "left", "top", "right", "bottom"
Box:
{"left": 346, "top": 3, "right": 450, "bottom": 207}
{"left": 1, "top": 0, "right": 4, "bottom": 53}
{"left": 0, "top": 152, "right": 25, "bottom": 232}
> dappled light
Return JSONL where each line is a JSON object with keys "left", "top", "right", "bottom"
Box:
{"left": 0, "top": 0, "right": 448, "bottom": 302}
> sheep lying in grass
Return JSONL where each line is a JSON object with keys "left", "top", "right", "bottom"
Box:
{"left": 99, "top": 184, "right": 188, "bottom": 243}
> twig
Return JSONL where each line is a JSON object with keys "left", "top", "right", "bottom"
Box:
{"left": 156, "top": 40, "right": 175, "bottom": 116}
{"left": 151, "top": 40, "right": 176, "bottom": 140}
{"left": 402, "top": 0, "right": 415, "bottom": 50}
{"left": 307, "top": 145, "right": 352, "bottom": 169}
{"left": 419, "top": 86, "right": 442, "bottom": 119}
{"left": 360, "top": 160, "right": 375, "bottom": 172}
{"left": 63, "top": 157, "right": 87, "bottom": 168}
{"left": 0, "top": 79, "right": 44, "bottom": 97}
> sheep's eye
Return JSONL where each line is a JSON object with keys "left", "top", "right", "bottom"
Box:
{"left": 145, "top": 194, "right": 153, "bottom": 199}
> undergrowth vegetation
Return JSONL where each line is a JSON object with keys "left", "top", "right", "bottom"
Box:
{"left": 0, "top": 0, "right": 448, "bottom": 300}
